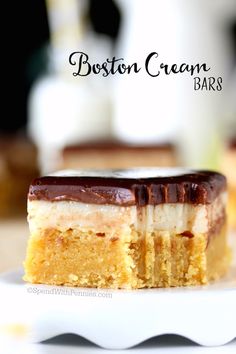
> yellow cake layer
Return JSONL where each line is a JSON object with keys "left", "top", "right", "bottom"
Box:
{"left": 24, "top": 223, "right": 230, "bottom": 289}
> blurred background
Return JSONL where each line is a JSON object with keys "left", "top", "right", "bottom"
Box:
{"left": 1, "top": 0, "right": 236, "bottom": 273}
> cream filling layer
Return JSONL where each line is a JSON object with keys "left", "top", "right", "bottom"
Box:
{"left": 28, "top": 192, "right": 227, "bottom": 235}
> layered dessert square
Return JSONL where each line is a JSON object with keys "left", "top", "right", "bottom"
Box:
{"left": 24, "top": 168, "right": 230, "bottom": 289}
{"left": 60, "top": 142, "right": 177, "bottom": 169}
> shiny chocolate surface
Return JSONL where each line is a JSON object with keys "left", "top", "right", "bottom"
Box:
{"left": 28, "top": 168, "right": 226, "bottom": 206}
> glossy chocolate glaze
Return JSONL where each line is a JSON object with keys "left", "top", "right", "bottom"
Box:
{"left": 28, "top": 168, "right": 226, "bottom": 206}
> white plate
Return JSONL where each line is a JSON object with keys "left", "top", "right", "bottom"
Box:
{"left": 0, "top": 234, "right": 236, "bottom": 350}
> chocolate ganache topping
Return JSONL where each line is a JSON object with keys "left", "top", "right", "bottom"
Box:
{"left": 28, "top": 168, "right": 226, "bottom": 206}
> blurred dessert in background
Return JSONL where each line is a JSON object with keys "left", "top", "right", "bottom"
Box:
{"left": 0, "top": 136, "right": 39, "bottom": 217}
{"left": 0, "top": 152, "right": 11, "bottom": 217}
{"left": 221, "top": 139, "right": 236, "bottom": 229}
{"left": 60, "top": 141, "right": 178, "bottom": 170}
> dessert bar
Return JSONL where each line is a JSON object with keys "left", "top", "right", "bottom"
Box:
{"left": 24, "top": 168, "right": 230, "bottom": 289}
{"left": 61, "top": 142, "right": 177, "bottom": 169}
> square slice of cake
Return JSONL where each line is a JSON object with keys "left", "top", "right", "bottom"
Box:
{"left": 24, "top": 168, "right": 230, "bottom": 289}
